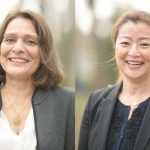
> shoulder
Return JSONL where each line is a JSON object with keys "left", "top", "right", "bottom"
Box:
{"left": 87, "top": 84, "right": 121, "bottom": 110}
{"left": 51, "top": 85, "right": 75, "bottom": 102}
{"left": 34, "top": 85, "right": 75, "bottom": 105}
{"left": 36, "top": 85, "right": 74, "bottom": 95}
{"left": 52, "top": 85, "right": 75, "bottom": 96}
{"left": 81, "top": 84, "right": 121, "bottom": 125}
{"left": 90, "top": 85, "right": 115, "bottom": 99}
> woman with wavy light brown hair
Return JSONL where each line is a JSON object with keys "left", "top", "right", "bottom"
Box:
{"left": 78, "top": 9, "right": 150, "bottom": 150}
{"left": 0, "top": 9, "right": 74, "bottom": 150}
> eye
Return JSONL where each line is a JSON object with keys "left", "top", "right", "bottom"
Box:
{"left": 25, "top": 40, "right": 37, "bottom": 46}
{"left": 120, "top": 42, "right": 130, "bottom": 47}
{"left": 3, "top": 38, "right": 15, "bottom": 44}
{"left": 140, "top": 43, "right": 150, "bottom": 48}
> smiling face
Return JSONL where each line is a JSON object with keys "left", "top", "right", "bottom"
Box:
{"left": 0, "top": 17, "right": 40, "bottom": 80}
{"left": 115, "top": 21, "right": 150, "bottom": 81}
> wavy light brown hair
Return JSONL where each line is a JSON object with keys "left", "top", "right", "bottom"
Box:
{"left": 0, "top": 9, "right": 64, "bottom": 89}
{"left": 111, "top": 9, "right": 150, "bottom": 83}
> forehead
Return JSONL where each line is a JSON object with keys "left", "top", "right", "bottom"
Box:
{"left": 5, "top": 17, "right": 37, "bottom": 34}
{"left": 117, "top": 21, "right": 150, "bottom": 38}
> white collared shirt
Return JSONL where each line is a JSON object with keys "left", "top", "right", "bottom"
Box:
{"left": 0, "top": 107, "right": 37, "bottom": 150}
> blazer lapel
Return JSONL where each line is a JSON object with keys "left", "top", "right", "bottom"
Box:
{"left": 96, "top": 84, "right": 122, "bottom": 150}
{"left": 32, "top": 88, "right": 53, "bottom": 150}
{"left": 133, "top": 100, "right": 150, "bottom": 150}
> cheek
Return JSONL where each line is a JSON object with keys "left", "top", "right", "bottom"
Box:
{"left": 31, "top": 49, "right": 41, "bottom": 67}
{"left": 28, "top": 48, "right": 40, "bottom": 59}
{"left": 142, "top": 51, "right": 150, "bottom": 59}
{"left": 0, "top": 44, "right": 10, "bottom": 56}
{"left": 115, "top": 49, "right": 126, "bottom": 67}
{"left": 115, "top": 48, "right": 126, "bottom": 59}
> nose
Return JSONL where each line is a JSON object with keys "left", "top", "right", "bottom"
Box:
{"left": 128, "top": 44, "right": 140, "bottom": 57}
{"left": 11, "top": 40, "right": 25, "bottom": 53}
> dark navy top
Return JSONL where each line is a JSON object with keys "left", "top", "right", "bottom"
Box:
{"left": 106, "top": 98, "right": 150, "bottom": 150}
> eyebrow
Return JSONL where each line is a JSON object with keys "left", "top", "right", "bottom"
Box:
{"left": 3, "top": 33, "right": 38, "bottom": 39}
{"left": 138, "top": 37, "right": 150, "bottom": 41}
{"left": 118, "top": 36, "right": 150, "bottom": 41}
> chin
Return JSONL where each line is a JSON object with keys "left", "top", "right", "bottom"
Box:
{"left": 126, "top": 74, "right": 146, "bottom": 81}
{"left": 6, "top": 71, "right": 32, "bottom": 79}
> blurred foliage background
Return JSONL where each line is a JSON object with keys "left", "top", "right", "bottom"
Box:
{"left": 75, "top": 0, "right": 149, "bottom": 149}
{"left": 0, "top": 0, "right": 150, "bottom": 149}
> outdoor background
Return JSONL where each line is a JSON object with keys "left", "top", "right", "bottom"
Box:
{"left": 0, "top": 0, "right": 150, "bottom": 149}
{"left": 76, "top": 0, "right": 149, "bottom": 149}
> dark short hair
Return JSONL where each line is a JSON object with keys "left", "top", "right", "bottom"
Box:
{"left": 0, "top": 8, "right": 64, "bottom": 89}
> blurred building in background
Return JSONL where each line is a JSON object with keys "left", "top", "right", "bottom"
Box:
{"left": 0, "top": 0, "right": 74, "bottom": 88}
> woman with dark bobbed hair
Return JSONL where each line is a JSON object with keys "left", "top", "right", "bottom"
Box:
{"left": 0, "top": 8, "right": 74, "bottom": 150}
{"left": 78, "top": 9, "right": 150, "bottom": 150}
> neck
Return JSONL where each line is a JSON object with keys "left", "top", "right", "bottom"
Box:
{"left": 120, "top": 78, "right": 150, "bottom": 105}
{"left": 1, "top": 78, "right": 35, "bottom": 105}
{"left": 122, "top": 77, "right": 150, "bottom": 96}
{"left": 120, "top": 78, "right": 150, "bottom": 120}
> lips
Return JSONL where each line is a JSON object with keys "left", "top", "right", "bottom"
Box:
{"left": 125, "top": 60, "right": 144, "bottom": 69}
{"left": 126, "top": 60, "right": 144, "bottom": 65}
{"left": 9, "top": 57, "right": 30, "bottom": 63}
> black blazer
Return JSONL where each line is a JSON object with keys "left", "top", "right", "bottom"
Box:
{"left": 78, "top": 83, "right": 150, "bottom": 150}
{"left": 31, "top": 85, "right": 74, "bottom": 150}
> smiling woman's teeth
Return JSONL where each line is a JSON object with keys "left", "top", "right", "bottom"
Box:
{"left": 10, "top": 58, "right": 28, "bottom": 62}
{"left": 126, "top": 61, "right": 144, "bottom": 65}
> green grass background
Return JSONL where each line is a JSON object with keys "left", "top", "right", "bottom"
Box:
{"left": 75, "top": 93, "right": 88, "bottom": 150}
